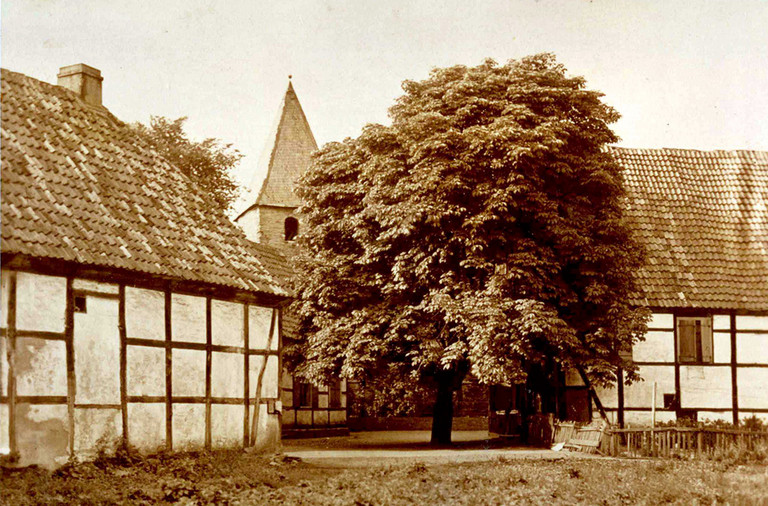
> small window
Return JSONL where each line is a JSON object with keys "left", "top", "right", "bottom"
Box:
{"left": 74, "top": 295, "right": 87, "bottom": 313}
{"left": 677, "top": 316, "right": 713, "bottom": 363}
{"left": 284, "top": 217, "right": 299, "bottom": 241}
{"left": 329, "top": 380, "right": 342, "bottom": 408}
{"left": 294, "top": 379, "right": 319, "bottom": 408}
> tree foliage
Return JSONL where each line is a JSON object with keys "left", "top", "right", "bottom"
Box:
{"left": 291, "top": 54, "right": 649, "bottom": 440}
{"left": 134, "top": 116, "right": 242, "bottom": 212}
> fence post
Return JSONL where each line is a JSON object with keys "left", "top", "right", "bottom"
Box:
{"left": 697, "top": 431, "right": 703, "bottom": 457}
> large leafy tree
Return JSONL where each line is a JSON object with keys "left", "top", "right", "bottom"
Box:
{"left": 292, "top": 54, "right": 648, "bottom": 444}
{"left": 134, "top": 116, "right": 242, "bottom": 212}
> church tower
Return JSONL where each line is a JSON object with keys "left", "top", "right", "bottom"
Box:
{"left": 236, "top": 79, "right": 317, "bottom": 247}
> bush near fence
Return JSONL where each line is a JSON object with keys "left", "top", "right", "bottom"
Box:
{"left": 601, "top": 416, "right": 768, "bottom": 461}
{"left": 551, "top": 416, "right": 768, "bottom": 462}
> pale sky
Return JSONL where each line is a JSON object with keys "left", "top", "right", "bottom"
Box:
{"left": 2, "top": 0, "right": 767, "bottom": 192}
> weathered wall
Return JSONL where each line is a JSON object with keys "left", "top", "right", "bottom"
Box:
{"left": 0, "top": 268, "right": 283, "bottom": 467}
{"left": 592, "top": 311, "right": 768, "bottom": 426}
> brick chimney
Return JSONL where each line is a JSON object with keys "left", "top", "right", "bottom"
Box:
{"left": 57, "top": 64, "right": 103, "bottom": 107}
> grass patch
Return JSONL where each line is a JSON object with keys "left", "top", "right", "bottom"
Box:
{"left": 2, "top": 451, "right": 767, "bottom": 505}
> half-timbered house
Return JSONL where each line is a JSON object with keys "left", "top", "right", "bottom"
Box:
{"left": 0, "top": 65, "right": 292, "bottom": 468}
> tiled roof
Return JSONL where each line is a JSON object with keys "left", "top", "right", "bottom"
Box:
{"left": 237, "top": 81, "right": 317, "bottom": 216}
{"left": 1, "top": 68, "right": 292, "bottom": 298}
{"left": 612, "top": 147, "right": 768, "bottom": 311}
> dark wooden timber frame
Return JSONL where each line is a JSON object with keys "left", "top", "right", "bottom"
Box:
{"left": 730, "top": 311, "right": 739, "bottom": 425}
{"left": 205, "top": 297, "right": 212, "bottom": 450}
{"left": 65, "top": 277, "right": 75, "bottom": 457}
{"left": 672, "top": 311, "right": 682, "bottom": 418}
{"left": 0, "top": 256, "right": 288, "bottom": 456}
{"left": 119, "top": 285, "right": 128, "bottom": 447}
{"left": 164, "top": 289, "right": 173, "bottom": 451}
{"left": 609, "top": 309, "right": 768, "bottom": 425}
{"left": 6, "top": 272, "right": 17, "bottom": 457}
{"left": 243, "top": 304, "right": 250, "bottom": 446}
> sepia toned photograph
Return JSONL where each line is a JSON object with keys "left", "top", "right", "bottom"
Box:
{"left": 1, "top": 1, "right": 767, "bottom": 504}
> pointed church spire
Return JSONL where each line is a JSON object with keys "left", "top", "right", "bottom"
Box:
{"left": 237, "top": 79, "right": 318, "bottom": 219}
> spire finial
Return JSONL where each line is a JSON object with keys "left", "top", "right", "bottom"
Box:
{"left": 288, "top": 74, "right": 292, "bottom": 81}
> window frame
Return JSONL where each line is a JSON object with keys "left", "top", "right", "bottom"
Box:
{"left": 676, "top": 315, "right": 714, "bottom": 364}
{"left": 284, "top": 217, "right": 299, "bottom": 242}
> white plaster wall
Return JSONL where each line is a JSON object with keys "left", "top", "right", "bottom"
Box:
{"left": 126, "top": 287, "right": 164, "bottom": 340}
{"left": 318, "top": 392, "right": 329, "bottom": 409}
{"left": 697, "top": 411, "right": 733, "bottom": 423}
{"left": 211, "top": 404, "right": 242, "bottom": 448}
{"left": 740, "top": 412, "right": 768, "bottom": 423}
{"left": 127, "top": 346, "right": 165, "bottom": 396}
{"left": 649, "top": 313, "right": 673, "bottom": 329}
{"left": 172, "top": 349, "right": 206, "bottom": 397}
{"left": 738, "top": 368, "right": 768, "bottom": 410}
{"left": 282, "top": 372, "right": 293, "bottom": 390}
{"left": 74, "top": 408, "right": 120, "bottom": 456}
{"left": 127, "top": 403, "right": 166, "bottom": 453}
{"left": 16, "top": 404, "right": 69, "bottom": 469}
{"left": 0, "top": 334, "right": 6, "bottom": 396}
{"left": 172, "top": 403, "right": 206, "bottom": 450}
{"left": 73, "top": 279, "right": 118, "bottom": 294}
{"left": 736, "top": 316, "right": 768, "bottom": 331}
{"left": 235, "top": 207, "right": 261, "bottom": 243}
{"left": 249, "top": 355, "right": 279, "bottom": 399}
{"left": 624, "top": 365, "right": 675, "bottom": 408}
{"left": 15, "top": 338, "right": 67, "bottom": 396}
{"left": 283, "top": 390, "right": 294, "bottom": 407}
{"left": 314, "top": 410, "right": 329, "bottom": 425}
{"left": 1, "top": 270, "right": 9, "bottom": 328}
{"left": 633, "top": 331, "right": 674, "bottom": 362}
{"left": 249, "top": 404, "right": 280, "bottom": 450}
{"left": 737, "top": 333, "right": 768, "bottom": 364}
{"left": 624, "top": 410, "right": 676, "bottom": 426}
{"left": 595, "top": 384, "right": 617, "bottom": 408}
{"left": 211, "top": 352, "right": 243, "bottom": 398}
{"left": 713, "top": 332, "right": 731, "bottom": 363}
{"left": 74, "top": 296, "right": 120, "bottom": 404}
{"left": 0, "top": 404, "right": 9, "bottom": 453}
{"left": 330, "top": 410, "right": 346, "bottom": 424}
{"left": 713, "top": 314, "right": 731, "bottom": 330}
{"left": 211, "top": 300, "right": 244, "bottom": 348}
{"left": 171, "top": 294, "right": 206, "bottom": 343}
{"left": 680, "top": 365, "right": 731, "bottom": 409}
{"left": 296, "top": 410, "right": 312, "bottom": 425}
{"left": 16, "top": 272, "right": 66, "bottom": 333}
{"left": 248, "top": 306, "right": 274, "bottom": 350}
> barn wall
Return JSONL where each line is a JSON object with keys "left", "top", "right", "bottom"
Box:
{"left": 592, "top": 311, "right": 768, "bottom": 427}
{"left": 0, "top": 268, "right": 283, "bottom": 468}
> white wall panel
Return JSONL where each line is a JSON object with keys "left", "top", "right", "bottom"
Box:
{"left": 680, "top": 365, "right": 731, "bottom": 409}
{"left": 172, "top": 294, "right": 206, "bottom": 343}
{"left": 211, "top": 300, "right": 243, "bottom": 347}
{"left": 74, "top": 296, "right": 120, "bottom": 404}
{"left": 16, "top": 272, "right": 65, "bottom": 333}
{"left": 125, "top": 287, "right": 164, "bottom": 340}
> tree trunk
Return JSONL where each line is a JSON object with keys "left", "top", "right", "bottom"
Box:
{"left": 430, "top": 372, "right": 455, "bottom": 446}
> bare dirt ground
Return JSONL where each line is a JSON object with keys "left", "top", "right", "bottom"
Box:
{"left": 283, "top": 430, "right": 593, "bottom": 467}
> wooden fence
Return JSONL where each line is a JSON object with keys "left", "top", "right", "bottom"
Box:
{"left": 601, "top": 427, "right": 768, "bottom": 458}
